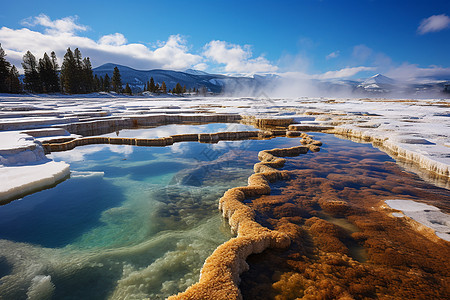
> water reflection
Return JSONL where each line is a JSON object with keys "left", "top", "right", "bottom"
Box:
{"left": 0, "top": 136, "right": 299, "bottom": 299}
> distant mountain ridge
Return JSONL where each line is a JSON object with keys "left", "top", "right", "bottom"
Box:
{"left": 93, "top": 63, "right": 266, "bottom": 93}
{"left": 92, "top": 63, "right": 450, "bottom": 96}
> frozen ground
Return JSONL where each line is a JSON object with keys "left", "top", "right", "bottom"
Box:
{"left": 0, "top": 93, "right": 449, "bottom": 232}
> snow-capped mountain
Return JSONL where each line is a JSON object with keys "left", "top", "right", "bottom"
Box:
{"left": 356, "top": 74, "right": 396, "bottom": 93}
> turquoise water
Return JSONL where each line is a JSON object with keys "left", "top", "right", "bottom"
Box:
{"left": 0, "top": 134, "right": 300, "bottom": 300}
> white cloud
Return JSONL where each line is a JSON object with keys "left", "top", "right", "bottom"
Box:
{"left": 98, "top": 33, "right": 127, "bottom": 46}
{"left": 21, "top": 14, "right": 88, "bottom": 35}
{"left": 193, "top": 63, "right": 208, "bottom": 71}
{"left": 203, "top": 40, "right": 278, "bottom": 73}
{"left": 326, "top": 51, "right": 340, "bottom": 60}
{"left": 153, "top": 35, "right": 201, "bottom": 70}
{"left": 281, "top": 66, "right": 375, "bottom": 80}
{"left": 0, "top": 15, "right": 202, "bottom": 72}
{"left": 386, "top": 63, "right": 450, "bottom": 81}
{"left": 417, "top": 14, "right": 450, "bottom": 34}
{"left": 312, "top": 66, "right": 376, "bottom": 79}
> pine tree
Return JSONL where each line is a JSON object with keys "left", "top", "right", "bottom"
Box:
{"left": 155, "top": 83, "right": 160, "bottom": 93}
{"left": 149, "top": 77, "right": 155, "bottom": 93}
{"left": 0, "top": 44, "right": 11, "bottom": 93}
{"left": 38, "top": 53, "right": 56, "bottom": 93}
{"left": 99, "top": 76, "right": 104, "bottom": 91}
{"left": 175, "top": 82, "right": 182, "bottom": 94}
{"left": 182, "top": 85, "right": 186, "bottom": 94}
{"left": 161, "top": 81, "right": 167, "bottom": 93}
{"left": 124, "top": 83, "right": 132, "bottom": 95}
{"left": 22, "top": 51, "right": 42, "bottom": 93}
{"left": 50, "top": 51, "right": 60, "bottom": 92}
{"left": 82, "top": 57, "right": 94, "bottom": 93}
{"left": 74, "top": 48, "right": 85, "bottom": 93}
{"left": 7, "top": 65, "right": 22, "bottom": 93}
{"left": 104, "top": 74, "right": 111, "bottom": 92}
{"left": 61, "top": 48, "right": 77, "bottom": 93}
{"left": 94, "top": 75, "right": 100, "bottom": 92}
{"left": 112, "top": 66, "right": 122, "bottom": 93}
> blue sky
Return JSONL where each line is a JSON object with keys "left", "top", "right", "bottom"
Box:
{"left": 1, "top": 0, "right": 449, "bottom": 79}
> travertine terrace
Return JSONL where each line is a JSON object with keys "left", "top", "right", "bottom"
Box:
{"left": 1, "top": 94, "right": 449, "bottom": 299}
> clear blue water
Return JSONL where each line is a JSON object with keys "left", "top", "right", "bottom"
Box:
{"left": 0, "top": 131, "right": 301, "bottom": 299}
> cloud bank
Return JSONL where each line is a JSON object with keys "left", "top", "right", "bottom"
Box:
{"left": 1, "top": 14, "right": 282, "bottom": 75}
{"left": 203, "top": 40, "right": 278, "bottom": 73}
{"left": 0, "top": 15, "right": 203, "bottom": 72}
{"left": 417, "top": 14, "right": 450, "bottom": 34}
{"left": 1, "top": 14, "right": 448, "bottom": 83}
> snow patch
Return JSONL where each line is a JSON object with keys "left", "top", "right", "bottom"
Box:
{"left": 385, "top": 199, "right": 450, "bottom": 242}
{"left": 0, "top": 161, "right": 70, "bottom": 203}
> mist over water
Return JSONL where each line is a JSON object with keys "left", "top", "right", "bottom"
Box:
{"left": 220, "top": 74, "right": 449, "bottom": 98}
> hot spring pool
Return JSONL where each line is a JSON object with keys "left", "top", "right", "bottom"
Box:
{"left": 0, "top": 133, "right": 301, "bottom": 299}
{"left": 2, "top": 128, "right": 447, "bottom": 300}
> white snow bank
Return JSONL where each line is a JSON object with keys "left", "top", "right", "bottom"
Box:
{"left": 21, "top": 128, "right": 70, "bottom": 138}
{"left": 385, "top": 199, "right": 450, "bottom": 242}
{"left": 0, "top": 117, "right": 79, "bottom": 131}
{"left": 0, "top": 132, "right": 47, "bottom": 166}
{"left": 0, "top": 161, "right": 70, "bottom": 203}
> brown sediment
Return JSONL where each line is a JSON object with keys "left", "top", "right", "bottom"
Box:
{"left": 330, "top": 127, "right": 450, "bottom": 179}
{"left": 241, "top": 116, "right": 293, "bottom": 128}
{"left": 168, "top": 136, "right": 321, "bottom": 300}
{"left": 288, "top": 124, "right": 335, "bottom": 132}
{"left": 238, "top": 140, "right": 450, "bottom": 300}
{"left": 287, "top": 119, "right": 449, "bottom": 183}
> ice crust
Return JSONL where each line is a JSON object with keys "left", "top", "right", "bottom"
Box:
{"left": 0, "top": 161, "right": 70, "bottom": 203}
{"left": 0, "top": 131, "right": 70, "bottom": 203}
{"left": 385, "top": 199, "right": 450, "bottom": 242}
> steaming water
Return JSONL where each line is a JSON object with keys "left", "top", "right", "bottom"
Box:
{"left": 0, "top": 125, "right": 300, "bottom": 300}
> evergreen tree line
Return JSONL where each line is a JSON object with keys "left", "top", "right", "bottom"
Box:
{"left": 144, "top": 77, "right": 167, "bottom": 94}
{"left": 143, "top": 76, "right": 203, "bottom": 95}
{"left": 0, "top": 44, "right": 126, "bottom": 94}
{"left": 0, "top": 43, "right": 22, "bottom": 93}
{"left": 93, "top": 67, "right": 124, "bottom": 93}
{"left": 168, "top": 84, "right": 202, "bottom": 95}
{"left": 22, "top": 50, "right": 60, "bottom": 93}
{"left": 1, "top": 43, "right": 207, "bottom": 96}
